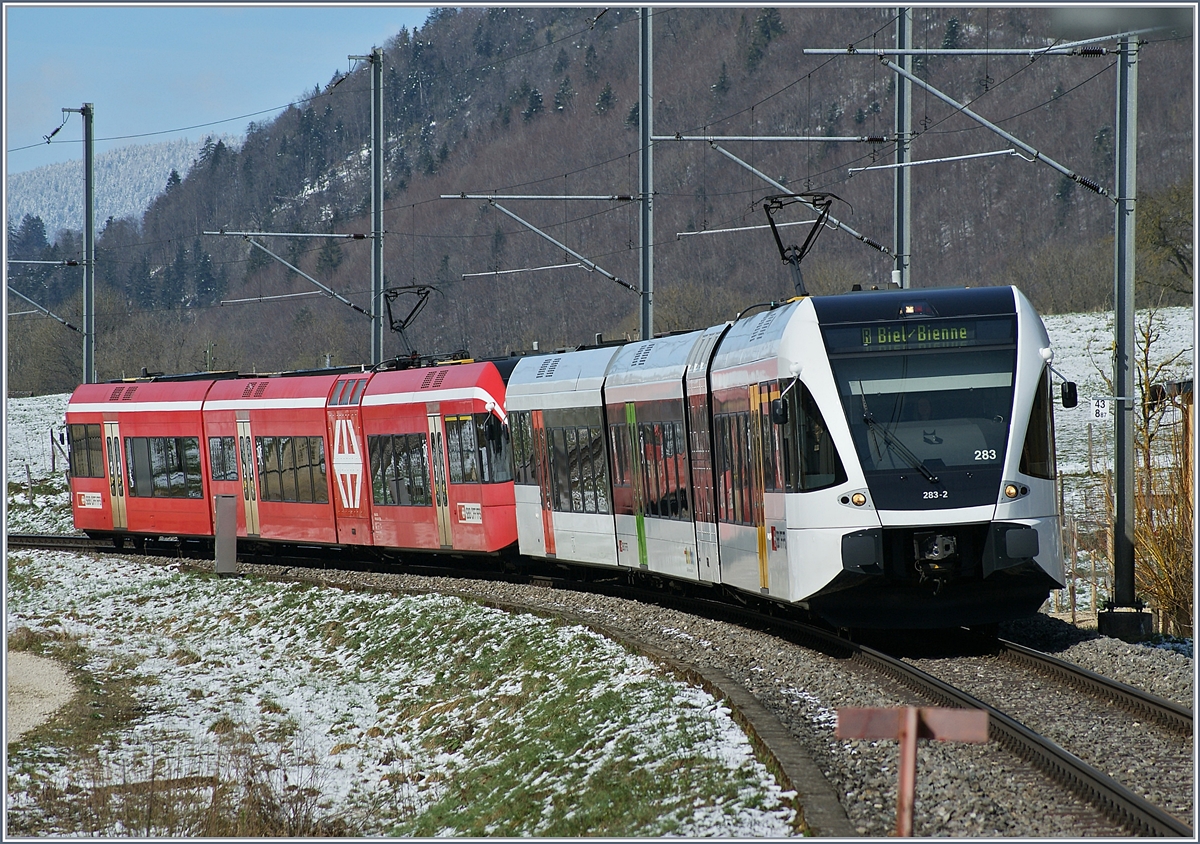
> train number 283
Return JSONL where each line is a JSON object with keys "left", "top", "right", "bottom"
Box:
{"left": 923, "top": 490, "right": 949, "bottom": 499}
{"left": 974, "top": 449, "right": 997, "bottom": 460}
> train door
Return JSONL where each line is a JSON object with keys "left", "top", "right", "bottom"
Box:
{"left": 684, "top": 322, "right": 729, "bottom": 584}
{"left": 531, "top": 410, "right": 556, "bottom": 556}
{"left": 625, "top": 403, "right": 649, "bottom": 568}
{"left": 236, "top": 419, "right": 260, "bottom": 535}
{"left": 748, "top": 384, "right": 769, "bottom": 592}
{"left": 102, "top": 421, "right": 127, "bottom": 530}
{"left": 427, "top": 412, "right": 453, "bottom": 548}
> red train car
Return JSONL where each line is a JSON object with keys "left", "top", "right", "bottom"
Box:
{"left": 201, "top": 372, "right": 344, "bottom": 545}
{"left": 361, "top": 361, "right": 516, "bottom": 554}
{"left": 67, "top": 360, "right": 518, "bottom": 557}
{"left": 66, "top": 378, "right": 216, "bottom": 542}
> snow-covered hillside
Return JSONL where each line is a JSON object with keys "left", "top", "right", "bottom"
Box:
{"left": 6, "top": 135, "right": 240, "bottom": 237}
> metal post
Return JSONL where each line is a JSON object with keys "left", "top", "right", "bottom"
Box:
{"left": 1112, "top": 36, "right": 1137, "bottom": 609}
{"left": 370, "top": 48, "right": 385, "bottom": 365}
{"left": 639, "top": 8, "right": 654, "bottom": 340}
{"left": 82, "top": 104, "right": 95, "bottom": 383}
{"left": 893, "top": 9, "right": 912, "bottom": 288}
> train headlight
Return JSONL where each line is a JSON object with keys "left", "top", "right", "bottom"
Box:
{"left": 851, "top": 492, "right": 867, "bottom": 507}
{"left": 1004, "top": 484, "right": 1019, "bottom": 499}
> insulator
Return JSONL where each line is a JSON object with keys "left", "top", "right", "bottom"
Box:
{"left": 1075, "top": 175, "right": 1106, "bottom": 195}
{"left": 1077, "top": 47, "right": 1107, "bottom": 57}
{"left": 865, "top": 136, "right": 888, "bottom": 144}
{"left": 862, "top": 237, "right": 886, "bottom": 252}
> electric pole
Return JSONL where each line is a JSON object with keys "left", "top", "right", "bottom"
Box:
{"left": 1102, "top": 35, "right": 1149, "bottom": 639}
{"left": 64, "top": 103, "right": 95, "bottom": 382}
{"left": 351, "top": 48, "right": 386, "bottom": 364}
{"left": 371, "top": 47, "right": 384, "bottom": 365}
{"left": 639, "top": 8, "right": 654, "bottom": 340}
{"left": 893, "top": 10, "right": 912, "bottom": 288}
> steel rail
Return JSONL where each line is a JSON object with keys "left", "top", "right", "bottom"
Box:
{"left": 7, "top": 533, "right": 113, "bottom": 552}
{"left": 851, "top": 640, "right": 1193, "bottom": 838}
{"left": 995, "top": 637, "right": 1193, "bottom": 735}
{"left": 600, "top": 586, "right": 1193, "bottom": 838}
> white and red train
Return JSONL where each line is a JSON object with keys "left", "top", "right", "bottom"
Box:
{"left": 67, "top": 285, "right": 1068, "bottom": 629}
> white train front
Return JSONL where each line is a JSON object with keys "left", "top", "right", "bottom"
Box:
{"left": 506, "top": 285, "right": 1065, "bottom": 629}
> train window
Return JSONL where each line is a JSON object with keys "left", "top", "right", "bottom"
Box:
{"left": 780, "top": 382, "right": 847, "bottom": 492}
{"left": 68, "top": 424, "right": 105, "bottom": 478}
{"left": 254, "top": 436, "right": 328, "bottom": 503}
{"left": 588, "top": 426, "right": 610, "bottom": 514}
{"left": 369, "top": 433, "right": 431, "bottom": 506}
{"left": 713, "top": 412, "right": 755, "bottom": 525}
{"left": 532, "top": 408, "right": 612, "bottom": 515}
{"left": 208, "top": 436, "right": 238, "bottom": 481}
{"left": 474, "top": 414, "right": 513, "bottom": 484}
{"left": 445, "top": 416, "right": 480, "bottom": 484}
{"left": 330, "top": 381, "right": 349, "bottom": 406}
{"left": 1019, "top": 369, "right": 1056, "bottom": 480}
{"left": 510, "top": 411, "right": 536, "bottom": 485}
{"left": 123, "top": 436, "right": 202, "bottom": 498}
{"left": 348, "top": 379, "right": 367, "bottom": 405}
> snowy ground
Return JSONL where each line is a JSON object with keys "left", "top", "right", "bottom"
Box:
{"left": 1045, "top": 305, "right": 1192, "bottom": 482}
{"left": 6, "top": 550, "right": 797, "bottom": 836}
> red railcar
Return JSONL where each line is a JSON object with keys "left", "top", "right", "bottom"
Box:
{"left": 201, "top": 372, "right": 344, "bottom": 545}
{"left": 66, "top": 360, "right": 517, "bottom": 556}
{"left": 66, "top": 379, "right": 216, "bottom": 541}
{"left": 361, "top": 362, "right": 516, "bottom": 554}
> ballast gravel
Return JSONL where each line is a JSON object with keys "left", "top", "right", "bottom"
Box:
{"left": 243, "top": 563, "right": 1193, "bottom": 838}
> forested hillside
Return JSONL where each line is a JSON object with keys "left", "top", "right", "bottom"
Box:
{"left": 6, "top": 7, "right": 1193, "bottom": 394}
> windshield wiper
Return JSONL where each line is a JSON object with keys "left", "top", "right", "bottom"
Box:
{"left": 858, "top": 390, "right": 939, "bottom": 483}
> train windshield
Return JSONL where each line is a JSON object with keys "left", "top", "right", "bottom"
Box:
{"left": 822, "top": 316, "right": 1017, "bottom": 476}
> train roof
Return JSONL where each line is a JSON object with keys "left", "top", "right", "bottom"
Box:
{"left": 810, "top": 285, "right": 1017, "bottom": 324}
{"left": 710, "top": 299, "right": 804, "bottom": 374}
{"left": 68, "top": 378, "right": 214, "bottom": 413}
{"left": 604, "top": 329, "right": 706, "bottom": 402}
{"left": 363, "top": 359, "right": 507, "bottom": 411}
{"left": 506, "top": 346, "right": 622, "bottom": 411}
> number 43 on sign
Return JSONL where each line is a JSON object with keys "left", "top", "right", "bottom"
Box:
{"left": 1091, "top": 398, "right": 1110, "bottom": 420}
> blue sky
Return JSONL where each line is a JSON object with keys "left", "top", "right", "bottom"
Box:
{"left": 5, "top": 5, "right": 433, "bottom": 175}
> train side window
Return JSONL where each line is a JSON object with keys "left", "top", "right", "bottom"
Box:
{"left": 295, "top": 437, "right": 318, "bottom": 502}
{"left": 1019, "top": 369, "right": 1056, "bottom": 480}
{"left": 590, "top": 425, "right": 610, "bottom": 514}
{"left": 370, "top": 435, "right": 395, "bottom": 505}
{"left": 312, "top": 437, "right": 329, "bottom": 503}
{"left": 68, "top": 424, "right": 105, "bottom": 478}
{"left": 208, "top": 436, "right": 238, "bottom": 481}
{"left": 608, "top": 422, "right": 629, "bottom": 487}
{"left": 277, "top": 437, "right": 300, "bottom": 502}
{"left": 444, "top": 416, "right": 480, "bottom": 484}
{"left": 369, "top": 433, "right": 431, "bottom": 506}
{"left": 511, "top": 411, "right": 537, "bottom": 485}
{"left": 125, "top": 437, "right": 153, "bottom": 497}
{"left": 405, "top": 434, "right": 430, "bottom": 505}
{"left": 782, "top": 382, "right": 847, "bottom": 492}
{"left": 123, "top": 436, "right": 202, "bottom": 499}
{"left": 474, "top": 413, "right": 513, "bottom": 484}
{"left": 348, "top": 379, "right": 367, "bottom": 405}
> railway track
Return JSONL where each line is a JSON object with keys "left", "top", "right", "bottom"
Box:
{"left": 11, "top": 532, "right": 1193, "bottom": 837}
{"left": 621, "top": 587, "right": 1193, "bottom": 838}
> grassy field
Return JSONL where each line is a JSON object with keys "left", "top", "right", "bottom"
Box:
{"left": 6, "top": 550, "right": 799, "bottom": 837}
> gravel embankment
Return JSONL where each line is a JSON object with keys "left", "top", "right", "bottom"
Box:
{"left": 241, "top": 563, "right": 1192, "bottom": 838}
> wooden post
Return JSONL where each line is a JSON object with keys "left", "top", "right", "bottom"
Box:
{"left": 836, "top": 707, "right": 989, "bottom": 837}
